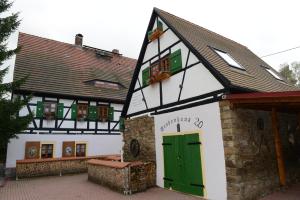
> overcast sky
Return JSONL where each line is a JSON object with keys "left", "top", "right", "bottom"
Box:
{"left": 2, "top": 0, "right": 300, "bottom": 82}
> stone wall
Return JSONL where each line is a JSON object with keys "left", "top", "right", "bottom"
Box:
{"left": 123, "top": 116, "right": 155, "bottom": 162}
{"left": 15, "top": 155, "right": 117, "bottom": 179}
{"left": 88, "top": 162, "right": 129, "bottom": 193}
{"left": 220, "top": 100, "right": 300, "bottom": 200}
{"left": 87, "top": 159, "right": 156, "bottom": 194}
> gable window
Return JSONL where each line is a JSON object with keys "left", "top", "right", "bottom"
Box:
{"left": 43, "top": 102, "right": 57, "bottom": 120}
{"left": 98, "top": 106, "right": 109, "bottom": 122}
{"left": 266, "top": 68, "right": 283, "bottom": 80}
{"left": 41, "top": 144, "right": 53, "bottom": 159}
{"left": 213, "top": 48, "right": 244, "bottom": 70}
{"left": 76, "top": 143, "right": 86, "bottom": 157}
{"left": 77, "top": 104, "right": 88, "bottom": 121}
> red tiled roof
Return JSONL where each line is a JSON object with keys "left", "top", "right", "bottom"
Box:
{"left": 14, "top": 32, "right": 137, "bottom": 102}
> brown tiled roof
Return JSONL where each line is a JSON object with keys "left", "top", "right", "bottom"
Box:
{"left": 155, "top": 8, "right": 299, "bottom": 92}
{"left": 14, "top": 32, "right": 136, "bottom": 102}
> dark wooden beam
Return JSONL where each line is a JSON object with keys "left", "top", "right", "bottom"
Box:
{"left": 271, "top": 108, "right": 286, "bottom": 186}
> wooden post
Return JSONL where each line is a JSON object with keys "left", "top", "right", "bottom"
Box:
{"left": 271, "top": 108, "right": 286, "bottom": 186}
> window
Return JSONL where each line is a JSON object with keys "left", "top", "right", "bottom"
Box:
{"left": 266, "top": 68, "right": 283, "bottom": 80}
{"left": 98, "top": 106, "right": 109, "bottom": 122}
{"left": 76, "top": 143, "right": 86, "bottom": 157}
{"left": 44, "top": 102, "right": 57, "bottom": 119}
{"left": 85, "top": 79, "right": 121, "bottom": 90}
{"left": 77, "top": 104, "right": 88, "bottom": 121}
{"left": 160, "top": 57, "right": 170, "bottom": 72}
{"left": 41, "top": 144, "right": 53, "bottom": 158}
{"left": 213, "top": 48, "right": 244, "bottom": 70}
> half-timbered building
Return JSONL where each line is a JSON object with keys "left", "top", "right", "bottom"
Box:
{"left": 6, "top": 33, "right": 136, "bottom": 171}
{"left": 122, "top": 8, "right": 300, "bottom": 200}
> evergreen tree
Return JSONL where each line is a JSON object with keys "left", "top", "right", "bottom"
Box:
{"left": 0, "top": 0, "right": 32, "bottom": 162}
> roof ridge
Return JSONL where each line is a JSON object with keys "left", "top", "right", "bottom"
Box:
{"left": 154, "top": 8, "right": 247, "bottom": 49}
{"left": 19, "top": 32, "right": 74, "bottom": 47}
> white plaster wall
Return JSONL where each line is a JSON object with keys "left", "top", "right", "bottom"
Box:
{"left": 154, "top": 102, "right": 227, "bottom": 200}
{"left": 143, "top": 83, "right": 160, "bottom": 108}
{"left": 143, "top": 40, "right": 158, "bottom": 62}
{"left": 127, "top": 91, "right": 146, "bottom": 114}
{"left": 180, "top": 63, "right": 224, "bottom": 100}
{"left": 29, "top": 96, "right": 42, "bottom": 104}
{"left": 162, "top": 72, "right": 183, "bottom": 104}
{"left": 160, "top": 29, "right": 179, "bottom": 52}
{"left": 6, "top": 134, "right": 122, "bottom": 168}
{"left": 187, "top": 52, "right": 199, "bottom": 66}
{"left": 110, "top": 103, "right": 123, "bottom": 111}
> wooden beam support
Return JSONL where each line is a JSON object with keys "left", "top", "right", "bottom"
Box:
{"left": 271, "top": 108, "right": 286, "bottom": 186}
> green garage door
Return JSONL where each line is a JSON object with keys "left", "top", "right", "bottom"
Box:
{"left": 163, "top": 133, "right": 204, "bottom": 196}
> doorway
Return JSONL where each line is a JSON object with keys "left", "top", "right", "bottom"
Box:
{"left": 163, "top": 133, "right": 204, "bottom": 196}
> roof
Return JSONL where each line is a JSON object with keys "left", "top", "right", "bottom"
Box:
{"left": 14, "top": 32, "right": 136, "bottom": 102}
{"left": 223, "top": 91, "right": 300, "bottom": 113}
{"left": 154, "top": 8, "right": 299, "bottom": 92}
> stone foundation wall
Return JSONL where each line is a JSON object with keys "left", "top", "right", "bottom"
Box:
{"left": 220, "top": 100, "right": 300, "bottom": 200}
{"left": 123, "top": 116, "right": 155, "bottom": 162}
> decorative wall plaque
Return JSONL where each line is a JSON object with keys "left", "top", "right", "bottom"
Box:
{"left": 130, "top": 139, "right": 140, "bottom": 158}
{"left": 28, "top": 146, "right": 38, "bottom": 158}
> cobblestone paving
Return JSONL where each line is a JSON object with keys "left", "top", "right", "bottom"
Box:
{"left": 0, "top": 174, "right": 202, "bottom": 200}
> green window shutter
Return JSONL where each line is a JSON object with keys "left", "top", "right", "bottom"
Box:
{"left": 119, "top": 117, "right": 125, "bottom": 131}
{"left": 142, "top": 67, "right": 150, "bottom": 86}
{"left": 57, "top": 103, "right": 64, "bottom": 119}
{"left": 36, "top": 101, "right": 44, "bottom": 118}
{"left": 170, "top": 49, "right": 182, "bottom": 74}
{"left": 108, "top": 107, "right": 114, "bottom": 121}
{"left": 71, "top": 104, "right": 77, "bottom": 120}
{"left": 88, "top": 106, "right": 97, "bottom": 121}
{"left": 147, "top": 30, "right": 153, "bottom": 41}
{"left": 157, "top": 20, "right": 163, "bottom": 31}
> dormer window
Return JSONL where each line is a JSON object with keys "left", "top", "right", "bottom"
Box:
{"left": 85, "top": 79, "right": 122, "bottom": 90}
{"left": 213, "top": 48, "right": 245, "bottom": 70}
{"left": 265, "top": 68, "right": 283, "bottom": 80}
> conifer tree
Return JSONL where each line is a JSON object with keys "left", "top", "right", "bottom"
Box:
{"left": 0, "top": 0, "right": 32, "bottom": 162}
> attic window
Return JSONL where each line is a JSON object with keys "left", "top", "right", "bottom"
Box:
{"left": 85, "top": 80, "right": 122, "bottom": 90}
{"left": 266, "top": 68, "right": 283, "bottom": 80}
{"left": 213, "top": 48, "right": 245, "bottom": 70}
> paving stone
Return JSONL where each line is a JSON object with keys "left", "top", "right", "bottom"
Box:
{"left": 0, "top": 174, "right": 203, "bottom": 200}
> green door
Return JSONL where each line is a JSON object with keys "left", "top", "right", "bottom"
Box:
{"left": 163, "top": 133, "right": 204, "bottom": 196}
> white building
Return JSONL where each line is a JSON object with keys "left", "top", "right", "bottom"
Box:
{"left": 6, "top": 33, "right": 136, "bottom": 172}
{"left": 122, "top": 8, "right": 299, "bottom": 200}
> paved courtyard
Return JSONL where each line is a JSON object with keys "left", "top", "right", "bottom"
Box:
{"left": 1, "top": 173, "right": 300, "bottom": 200}
{"left": 0, "top": 174, "right": 201, "bottom": 200}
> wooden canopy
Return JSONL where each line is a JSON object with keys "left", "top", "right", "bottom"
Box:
{"left": 224, "top": 90, "right": 300, "bottom": 186}
{"left": 224, "top": 91, "right": 300, "bottom": 113}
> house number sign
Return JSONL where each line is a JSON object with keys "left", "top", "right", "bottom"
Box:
{"left": 160, "top": 116, "right": 204, "bottom": 132}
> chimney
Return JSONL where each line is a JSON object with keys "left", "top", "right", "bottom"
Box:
{"left": 75, "top": 33, "right": 83, "bottom": 46}
{"left": 112, "top": 49, "right": 120, "bottom": 54}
